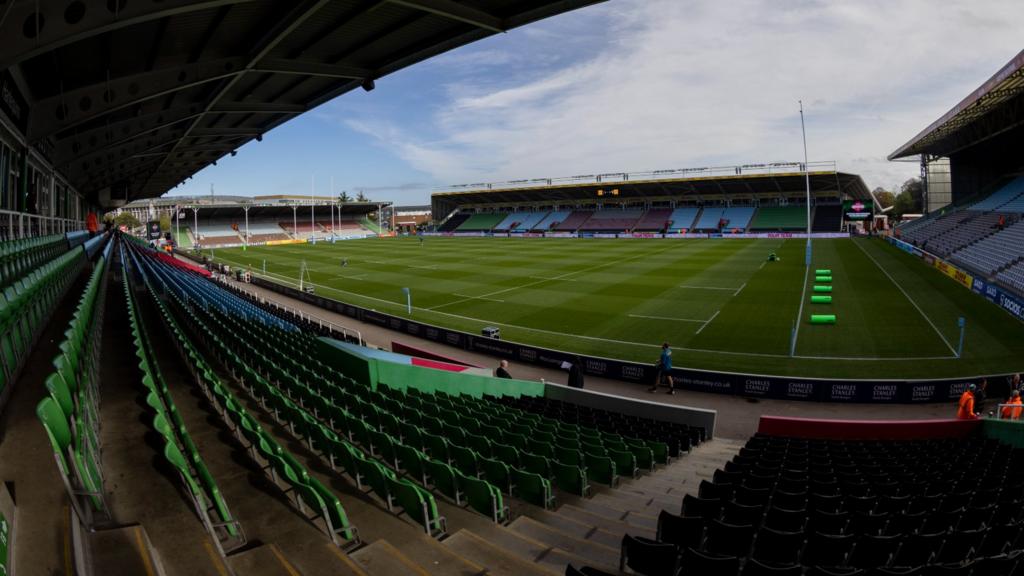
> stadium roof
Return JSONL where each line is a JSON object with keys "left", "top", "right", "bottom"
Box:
{"left": 432, "top": 164, "right": 869, "bottom": 208}
{"left": 1, "top": 0, "right": 604, "bottom": 208}
{"left": 889, "top": 49, "right": 1024, "bottom": 160}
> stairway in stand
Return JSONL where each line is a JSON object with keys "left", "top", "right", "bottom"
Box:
{"left": 350, "top": 437, "right": 746, "bottom": 576}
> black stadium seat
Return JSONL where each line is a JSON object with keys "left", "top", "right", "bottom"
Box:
{"left": 620, "top": 534, "right": 680, "bottom": 576}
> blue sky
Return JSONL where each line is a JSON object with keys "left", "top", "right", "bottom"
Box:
{"left": 166, "top": 0, "right": 1024, "bottom": 205}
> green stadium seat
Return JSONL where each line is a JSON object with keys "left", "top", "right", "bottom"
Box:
{"left": 556, "top": 445, "right": 585, "bottom": 466}
{"left": 385, "top": 477, "right": 446, "bottom": 537}
{"left": 552, "top": 461, "right": 591, "bottom": 497}
{"left": 396, "top": 443, "right": 430, "bottom": 486}
{"left": 608, "top": 449, "right": 639, "bottom": 479}
{"left": 426, "top": 459, "right": 462, "bottom": 505}
{"left": 585, "top": 454, "right": 618, "bottom": 486}
{"left": 457, "top": 470, "right": 509, "bottom": 523}
{"left": 448, "top": 443, "right": 480, "bottom": 477}
{"left": 492, "top": 441, "right": 520, "bottom": 467}
{"left": 480, "top": 457, "right": 514, "bottom": 495}
{"left": 521, "top": 452, "right": 552, "bottom": 479}
{"left": 513, "top": 469, "right": 555, "bottom": 509}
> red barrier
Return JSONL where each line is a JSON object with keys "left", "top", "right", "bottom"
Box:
{"left": 757, "top": 415, "right": 982, "bottom": 440}
{"left": 154, "top": 251, "right": 211, "bottom": 277}
{"left": 391, "top": 340, "right": 483, "bottom": 368}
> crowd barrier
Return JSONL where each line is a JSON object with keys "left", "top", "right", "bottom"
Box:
{"left": 886, "top": 236, "right": 1024, "bottom": 321}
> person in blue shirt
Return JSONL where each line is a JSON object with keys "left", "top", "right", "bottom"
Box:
{"left": 649, "top": 342, "right": 674, "bottom": 394}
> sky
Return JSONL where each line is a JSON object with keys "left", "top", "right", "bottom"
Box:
{"left": 166, "top": 0, "right": 1024, "bottom": 205}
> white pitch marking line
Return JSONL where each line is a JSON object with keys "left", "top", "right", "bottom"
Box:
{"left": 695, "top": 310, "right": 721, "bottom": 335}
{"left": 341, "top": 274, "right": 367, "bottom": 280}
{"left": 852, "top": 239, "right": 959, "bottom": 356}
{"left": 530, "top": 276, "right": 578, "bottom": 282}
{"left": 734, "top": 282, "right": 747, "bottom": 296}
{"left": 790, "top": 264, "right": 812, "bottom": 354}
{"left": 452, "top": 293, "right": 505, "bottom": 303}
{"left": 409, "top": 265, "right": 438, "bottom": 270}
{"left": 678, "top": 285, "right": 736, "bottom": 291}
{"left": 759, "top": 261, "right": 767, "bottom": 270}
{"left": 628, "top": 314, "right": 705, "bottom": 323}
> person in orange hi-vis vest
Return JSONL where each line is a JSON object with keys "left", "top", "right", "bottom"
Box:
{"left": 85, "top": 212, "right": 98, "bottom": 234}
{"left": 957, "top": 384, "right": 979, "bottom": 419}
{"left": 1002, "top": 390, "right": 1023, "bottom": 420}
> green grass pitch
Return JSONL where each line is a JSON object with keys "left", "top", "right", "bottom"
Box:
{"left": 206, "top": 237, "right": 1024, "bottom": 379}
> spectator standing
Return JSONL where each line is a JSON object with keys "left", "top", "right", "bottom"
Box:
{"left": 957, "top": 384, "right": 979, "bottom": 420}
{"left": 495, "top": 360, "right": 512, "bottom": 379}
{"left": 565, "top": 356, "right": 584, "bottom": 389}
{"left": 1001, "top": 390, "right": 1023, "bottom": 420}
{"left": 649, "top": 343, "right": 674, "bottom": 394}
{"left": 976, "top": 379, "right": 989, "bottom": 415}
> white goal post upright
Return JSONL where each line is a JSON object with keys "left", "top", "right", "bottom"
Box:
{"left": 800, "top": 100, "right": 812, "bottom": 267}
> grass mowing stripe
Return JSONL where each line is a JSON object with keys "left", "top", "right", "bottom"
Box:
{"left": 851, "top": 238, "right": 958, "bottom": 357}
{"left": 627, "top": 314, "right": 706, "bottom": 323}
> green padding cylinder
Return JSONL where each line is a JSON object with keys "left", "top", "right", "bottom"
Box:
{"left": 811, "top": 314, "right": 837, "bottom": 324}
{"left": 815, "top": 269, "right": 832, "bottom": 275}
{"left": 811, "top": 295, "right": 833, "bottom": 303}
{"left": 813, "top": 285, "right": 833, "bottom": 293}
{"left": 815, "top": 276, "right": 833, "bottom": 283}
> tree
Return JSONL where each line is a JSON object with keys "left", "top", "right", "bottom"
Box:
{"left": 338, "top": 191, "right": 352, "bottom": 203}
{"left": 900, "top": 177, "right": 924, "bottom": 210}
{"left": 159, "top": 211, "right": 172, "bottom": 232}
{"left": 872, "top": 187, "right": 895, "bottom": 209}
{"left": 114, "top": 212, "right": 141, "bottom": 229}
{"left": 356, "top": 190, "right": 369, "bottom": 202}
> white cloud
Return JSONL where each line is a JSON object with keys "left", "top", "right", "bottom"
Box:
{"left": 354, "top": 0, "right": 1024, "bottom": 192}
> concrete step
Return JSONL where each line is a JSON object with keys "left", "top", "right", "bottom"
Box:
{"left": 521, "top": 508, "right": 622, "bottom": 550}
{"left": 90, "top": 525, "right": 169, "bottom": 576}
{"left": 470, "top": 518, "right": 612, "bottom": 575}
{"left": 591, "top": 489, "right": 678, "bottom": 514}
{"left": 568, "top": 499, "right": 658, "bottom": 531}
{"left": 556, "top": 504, "right": 655, "bottom": 539}
{"left": 227, "top": 544, "right": 299, "bottom": 576}
{"left": 442, "top": 529, "right": 558, "bottom": 576}
{"left": 508, "top": 515, "right": 621, "bottom": 570}
{"left": 393, "top": 534, "right": 486, "bottom": 576}
{"left": 351, "top": 539, "right": 431, "bottom": 576}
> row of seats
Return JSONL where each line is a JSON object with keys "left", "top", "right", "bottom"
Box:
{"left": 129, "top": 243, "right": 363, "bottom": 547}
{"left": 950, "top": 219, "right": 1024, "bottom": 275}
{"left": 123, "top": 248, "right": 245, "bottom": 554}
{"left": 36, "top": 239, "right": 109, "bottom": 527}
{"left": 0, "top": 233, "right": 69, "bottom": 291}
{"left": 493, "top": 395, "right": 702, "bottom": 459}
{"left": 614, "top": 434, "right": 1024, "bottom": 576}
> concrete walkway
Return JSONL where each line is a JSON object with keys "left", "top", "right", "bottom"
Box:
{"left": 211, "top": 275, "right": 956, "bottom": 440}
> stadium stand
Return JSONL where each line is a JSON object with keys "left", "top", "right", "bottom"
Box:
{"left": 37, "top": 236, "right": 111, "bottom": 527}
{"left": 968, "top": 176, "right": 1024, "bottom": 212}
{"left": 457, "top": 213, "right": 508, "bottom": 231}
{"left": 812, "top": 204, "right": 843, "bottom": 232}
{"left": 950, "top": 220, "right": 1024, "bottom": 276}
{"left": 534, "top": 210, "right": 571, "bottom": 230}
{"left": 174, "top": 228, "right": 195, "bottom": 248}
{"left": 749, "top": 206, "right": 808, "bottom": 231}
{"left": 720, "top": 207, "right": 756, "bottom": 232}
{"left": 633, "top": 208, "right": 674, "bottom": 231}
{"left": 555, "top": 211, "right": 595, "bottom": 231}
{"left": 666, "top": 207, "right": 702, "bottom": 232}
{"left": 610, "top": 428, "right": 1024, "bottom": 576}
{"left": 694, "top": 207, "right": 726, "bottom": 231}
{"left": 581, "top": 210, "right": 645, "bottom": 231}
{"left": 438, "top": 213, "right": 471, "bottom": 232}
{"left": 498, "top": 212, "right": 548, "bottom": 231}
{"left": 917, "top": 212, "right": 1004, "bottom": 257}
{"left": 998, "top": 261, "right": 1024, "bottom": 293}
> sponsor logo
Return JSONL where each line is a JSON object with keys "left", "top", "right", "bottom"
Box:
{"left": 621, "top": 365, "right": 645, "bottom": 380}
{"left": 912, "top": 385, "right": 936, "bottom": 402}
{"left": 744, "top": 379, "right": 771, "bottom": 395}
{"left": 830, "top": 384, "right": 857, "bottom": 400}
{"left": 851, "top": 201, "right": 866, "bottom": 212}
{"left": 948, "top": 382, "right": 971, "bottom": 398}
{"left": 1000, "top": 294, "right": 1024, "bottom": 319}
{"left": 585, "top": 358, "right": 607, "bottom": 373}
{"left": 519, "top": 348, "right": 537, "bottom": 362}
{"left": 872, "top": 384, "right": 897, "bottom": 401}
{"left": 445, "top": 332, "right": 461, "bottom": 345}
{"left": 787, "top": 382, "right": 814, "bottom": 398}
